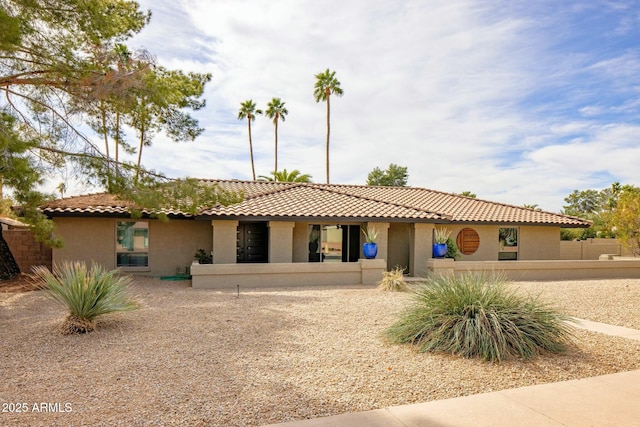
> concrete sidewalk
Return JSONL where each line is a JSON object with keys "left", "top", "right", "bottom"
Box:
{"left": 265, "top": 319, "right": 640, "bottom": 427}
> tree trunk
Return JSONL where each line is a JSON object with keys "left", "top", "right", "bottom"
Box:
{"left": 274, "top": 119, "right": 278, "bottom": 176}
{"left": 248, "top": 118, "right": 256, "bottom": 180}
{"left": 326, "top": 93, "right": 331, "bottom": 184}
{"left": 135, "top": 126, "right": 145, "bottom": 184}
{"left": 115, "top": 111, "right": 120, "bottom": 179}
{"left": 0, "top": 228, "right": 20, "bottom": 279}
{"left": 100, "top": 103, "right": 110, "bottom": 188}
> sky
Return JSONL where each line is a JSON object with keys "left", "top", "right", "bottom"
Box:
{"left": 61, "top": 0, "right": 640, "bottom": 212}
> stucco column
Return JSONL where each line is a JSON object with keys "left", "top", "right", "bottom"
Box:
{"left": 268, "top": 221, "right": 295, "bottom": 263}
{"left": 211, "top": 220, "right": 238, "bottom": 264}
{"left": 409, "top": 223, "right": 434, "bottom": 277}
{"left": 360, "top": 258, "right": 386, "bottom": 285}
{"left": 366, "top": 222, "right": 390, "bottom": 262}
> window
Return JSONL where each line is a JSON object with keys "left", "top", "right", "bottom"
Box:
{"left": 116, "top": 221, "right": 149, "bottom": 268}
{"left": 498, "top": 227, "right": 518, "bottom": 260}
{"left": 308, "top": 224, "right": 360, "bottom": 262}
{"left": 322, "top": 225, "right": 343, "bottom": 262}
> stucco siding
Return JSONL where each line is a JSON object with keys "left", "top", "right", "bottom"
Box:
{"left": 441, "top": 225, "right": 560, "bottom": 261}
{"left": 519, "top": 226, "right": 560, "bottom": 260}
{"left": 53, "top": 217, "right": 212, "bottom": 276}
{"left": 268, "top": 221, "right": 295, "bottom": 263}
{"left": 445, "top": 225, "right": 499, "bottom": 261}
{"left": 53, "top": 217, "right": 116, "bottom": 268}
{"left": 388, "top": 223, "right": 410, "bottom": 271}
{"left": 150, "top": 220, "right": 212, "bottom": 275}
{"left": 292, "top": 221, "right": 311, "bottom": 262}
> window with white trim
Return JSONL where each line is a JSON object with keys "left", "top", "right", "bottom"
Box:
{"left": 116, "top": 221, "right": 149, "bottom": 268}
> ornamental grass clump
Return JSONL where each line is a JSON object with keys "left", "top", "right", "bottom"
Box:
{"left": 33, "top": 262, "right": 140, "bottom": 335}
{"left": 384, "top": 272, "right": 574, "bottom": 362}
{"left": 377, "top": 266, "right": 409, "bottom": 292}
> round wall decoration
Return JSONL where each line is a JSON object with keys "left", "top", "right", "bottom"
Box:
{"left": 456, "top": 228, "right": 480, "bottom": 255}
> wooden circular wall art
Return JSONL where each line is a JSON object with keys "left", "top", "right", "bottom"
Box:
{"left": 456, "top": 228, "right": 480, "bottom": 255}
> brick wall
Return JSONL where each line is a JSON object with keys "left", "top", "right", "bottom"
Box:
{"left": 3, "top": 229, "right": 52, "bottom": 273}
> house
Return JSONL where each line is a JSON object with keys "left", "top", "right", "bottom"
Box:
{"left": 41, "top": 180, "right": 591, "bottom": 288}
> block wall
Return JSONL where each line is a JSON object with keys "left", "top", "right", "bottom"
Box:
{"left": 4, "top": 229, "right": 52, "bottom": 273}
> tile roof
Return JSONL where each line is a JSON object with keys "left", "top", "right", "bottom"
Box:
{"left": 41, "top": 179, "right": 592, "bottom": 227}
{"left": 200, "top": 183, "right": 444, "bottom": 220}
{"left": 39, "top": 193, "right": 187, "bottom": 217}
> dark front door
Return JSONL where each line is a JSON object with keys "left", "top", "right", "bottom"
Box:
{"left": 237, "top": 222, "right": 268, "bottom": 263}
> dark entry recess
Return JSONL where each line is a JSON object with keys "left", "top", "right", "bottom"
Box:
{"left": 237, "top": 222, "right": 268, "bottom": 263}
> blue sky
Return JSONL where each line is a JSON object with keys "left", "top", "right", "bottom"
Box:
{"left": 73, "top": 0, "right": 640, "bottom": 212}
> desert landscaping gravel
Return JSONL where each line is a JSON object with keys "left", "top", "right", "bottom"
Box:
{"left": 1, "top": 277, "right": 639, "bottom": 426}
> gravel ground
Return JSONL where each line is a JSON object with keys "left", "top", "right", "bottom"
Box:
{"left": 1, "top": 277, "right": 639, "bottom": 426}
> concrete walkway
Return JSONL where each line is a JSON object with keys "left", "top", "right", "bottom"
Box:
{"left": 264, "top": 319, "right": 640, "bottom": 427}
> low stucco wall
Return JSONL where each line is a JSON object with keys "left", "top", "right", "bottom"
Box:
{"left": 426, "top": 258, "right": 640, "bottom": 281}
{"left": 559, "top": 238, "right": 633, "bottom": 260}
{"left": 191, "top": 259, "right": 386, "bottom": 289}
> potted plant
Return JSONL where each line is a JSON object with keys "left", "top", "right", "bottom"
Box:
{"left": 194, "top": 249, "right": 212, "bottom": 264}
{"left": 362, "top": 226, "right": 378, "bottom": 259}
{"left": 433, "top": 227, "right": 450, "bottom": 258}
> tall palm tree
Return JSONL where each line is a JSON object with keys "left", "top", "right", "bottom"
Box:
{"left": 265, "top": 97, "right": 288, "bottom": 174}
{"left": 314, "top": 68, "right": 343, "bottom": 184}
{"left": 237, "top": 99, "right": 263, "bottom": 180}
{"left": 258, "top": 169, "right": 312, "bottom": 182}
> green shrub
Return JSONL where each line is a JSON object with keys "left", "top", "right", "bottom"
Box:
{"left": 195, "top": 249, "right": 212, "bottom": 264}
{"left": 384, "top": 272, "right": 574, "bottom": 362}
{"left": 445, "top": 237, "right": 461, "bottom": 260}
{"left": 33, "top": 262, "right": 139, "bottom": 334}
{"left": 377, "top": 266, "right": 409, "bottom": 292}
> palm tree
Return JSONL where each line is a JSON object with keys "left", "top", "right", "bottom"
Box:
{"left": 56, "top": 182, "right": 67, "bottom": 198}
{"left": 237, "top": 99, "right": 263, "bottom": 180}
{"left": 265, "top": 98, "right": 288, "bottom": 174}
{"left": 314, "top": 69, "right": 343, "bottom": 184}
{"left": 258, "top": 169, "right": 312, "bottom": 182}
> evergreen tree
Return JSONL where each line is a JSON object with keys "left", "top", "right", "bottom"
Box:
{"left": 366, "top": 164, "right": 409, "bottom": 187}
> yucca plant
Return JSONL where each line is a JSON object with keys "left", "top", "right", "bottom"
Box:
{"left": 377, "top": 266, "right": 409, "bottom": 292}
{"left": 384, "top": 272, "right": 574, "bottom": 362}
{"left": 33, "top": 262, "right": 139, "bottom": 335}
{"left": 361, "top": 226, "right": 378, "bottom": 243}
{"left": 433, "top": 227, "right": 451, "bottom": 244}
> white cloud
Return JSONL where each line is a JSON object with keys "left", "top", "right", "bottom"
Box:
{"left": 48, "top": 0, "right": 640, "bottom": 213}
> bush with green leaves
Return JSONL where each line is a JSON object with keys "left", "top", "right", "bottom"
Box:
{"left": 445, "top": 237, "right": 461, "bottom": 260}
{"left": 384, "top": 272, "right": 574, "bottom": 362}
{"left": 33, "top": 262, "right": 139, "bottom": 335}
{"left": 195, "top": 249, "right": 212, "bottom": 264}
{"left": 377, "top": 266, "right": 408, "bottom": 292}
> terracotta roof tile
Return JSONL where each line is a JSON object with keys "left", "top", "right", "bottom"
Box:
{"left": 39, "top": 193, "right": 188, "bottom": 216}
{"left": 40, "top": 180, "right": 592, "bottom": 227}
{"left": 201, "top": 184, "right": 443, "bottom": 220}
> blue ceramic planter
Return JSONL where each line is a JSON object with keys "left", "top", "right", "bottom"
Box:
{"left": 433, "top": 243, "right": 447, "bottom": 258}
{"left": 363, "top": 242, "right": 378, "bottom": 259}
